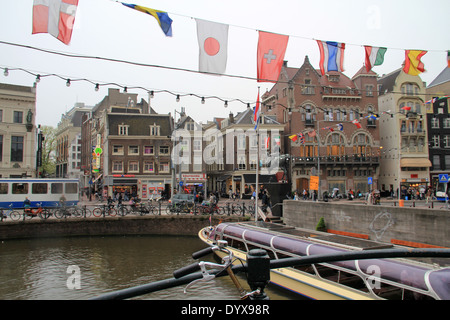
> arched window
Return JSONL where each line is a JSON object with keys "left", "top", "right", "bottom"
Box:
{"left": 326, "top": 133, "right": 345, "bottom": 156}
{"left": 352, "top": 133, "right": 372, "bottom": 157}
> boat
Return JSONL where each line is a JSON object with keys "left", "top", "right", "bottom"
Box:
{"left": 199, "top": 221, "right": 450, "bottom": 300}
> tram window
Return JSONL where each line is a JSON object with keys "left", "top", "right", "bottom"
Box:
{"left": 0, "top": 183, "right": 7, "bottom": 194}
{"left": 12, "top": 183, "right": 28, "bottom": 194}
{"left": 32, "top": 183, "right": 48, "bottom": 194}
{"left": 65, "top": 183, "right": 78, "bottom": 194}
{"left": 51, "top": 183, "right": 63, "bottom": 194}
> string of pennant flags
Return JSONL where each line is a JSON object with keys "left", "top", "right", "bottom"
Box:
{"left": 30, "top": 0, "right": 450, "bottom": 83}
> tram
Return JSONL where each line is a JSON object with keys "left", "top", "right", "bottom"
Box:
{"left": 435, "top": 181, "right": 449, "bottom": 201}
{"left": 200, "top": 221, "right": 450, "bottom": 300}
{"left": 0, "top": 178, "right": 79, "bottom": 208}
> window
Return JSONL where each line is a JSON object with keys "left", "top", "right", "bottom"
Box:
{"left": 238, "top": 134, "right": 246, "bottom": 150}
{"left": 0, "top": 183, "right": 7, "bottom": 194}
{"left": 431, "top": 117, "right": 439, "bottom": 129}
{"left": 144, "top": 145, "right": 154, "bottom": 155}
{"left": 144, "top": 161, "right": 154, "bottom": 173}
{"left": 51, "top": 183, "right": 63, "bottom": 194}
{"left": 193, "top": 156, "right": 202, "bottom": 172}
{"left": 113, "top": 145, "right": 124, "bottom": 155}
{"left": 32, "top": 183, "right": 47, "bottom": 194}
{"left": 128, "top": 161, "right": 139, "bottom": 172}
{"left": 112, "top": 161, "right": 123, "bottom": 172}
{"left": 432, "top": 135, "right": 440, "bottom": 148}
{"left": 238, "top": 155, "right": 246, "bottom": 170}
{"left": 159, "top": 162, "right": 169, "bottom": 173}
{"left": 65, "top": 183, "right": 78, "bottom": 194}
{"left": 366, "top": 85, "right": 374, "bottom": 97}
{"left": 13, "top": 111, "right": 23, "bottom": 123}
{"left": 159, "top": 146, "right": 169, "bottom": 155}
{"left": 150, "top": 124, "right": 160, "bottom": 136}
{"left": 128, "top": 145, "right": 139, "bottom": 155}
{"left": 444, "top": 135, "right": 450, "bottom": 148}
{"left": 443, "top": 118, "right": 450, "bottom": 129}
{"left": 12, "top": 183, "right": 28, "bottom": 194}
{"left": 0, "top": 110, "right": 2, "bottom": 122}
{"left": 193, "top": 140, "right": 202, "bottom": 152}
{"left": 11, "top": 136, "right": 23, "bottom": 162}
{"left": 118, "top": 125, "right": 129, "bottom": 135}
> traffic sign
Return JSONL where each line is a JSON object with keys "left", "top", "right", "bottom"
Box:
{"left": 368, "top": 177, "right": 373, "bottom": 185}
{"left": 439, "top": 174, "right": 449, "bottom": 183}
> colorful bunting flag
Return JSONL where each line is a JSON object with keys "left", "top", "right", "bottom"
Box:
{"left": 308, "top": 130, "right": 316, "bottom": 137}
{"left": 448, "top": 51, "right": 450, "bottom": 68}
{"left": 401, "top": 105, "right": 411, "bottom": 111}
{"left": 289, "top": 134, "right": 298, "bottom": 142}
{"left": 121, "top": 2, "right": 173, "bottom": 36}
{"left": 265, "top": 137, "right": 270, "bottom": 149}
{"left": 32, "top": 0, "right": 79, "bottom": 45}
{"left": 364, "top": 46, "right": 387, "bottom": 72}
{"left": 257, "top": 31, "right": 289, "bottom": 82}
{"left": 336, "top": 123, "right": 343, "bottom": 131}
{"left": 403, "top": 50, "right": 427, "bottom": 76}
{"left": 316, "top": 40, "right": 346, "bottom": 75}
{"left": 352, "top": 119, "right": 362, "bottom": 129}
{"left": 298, "top": 133, "right": 305, "bottom": 144}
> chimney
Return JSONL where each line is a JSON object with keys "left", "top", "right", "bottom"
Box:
{"left": 229, "top": 112, "right": 234, "bottom": 123}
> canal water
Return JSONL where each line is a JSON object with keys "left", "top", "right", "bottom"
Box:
{"left": 0, "top": 235, "right": 296, "bottom": 300}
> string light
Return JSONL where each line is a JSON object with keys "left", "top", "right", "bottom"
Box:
{"left": 95, "top": 83, "right": 99, "bottom": 91}
{"left": 3, "top": 68, "right": 8, "bottom": 76}
{"left": 66, "top": 79, "right": 71, "bottom": 87}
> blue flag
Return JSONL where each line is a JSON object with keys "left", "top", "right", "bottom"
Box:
{"left": 121, "top": 2, "right": 173, "bottom": 36}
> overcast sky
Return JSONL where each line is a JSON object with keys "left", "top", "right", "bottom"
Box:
{"left": 1, "top": 0, "right": 449, "bottom": 128}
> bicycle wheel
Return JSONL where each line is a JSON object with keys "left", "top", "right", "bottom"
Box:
{"left": 10, "top": 210, "right": 21, "bottom": 221}
{"left": 71, "top": 207, "right": 82, "bottom": 218}
{"left": 217, "top": 206, "right": 226, "bottom": 215}
{"left": 107, "top": 208, "right": 117, "bottom": 216}
{"left": 92, "top": 208, "right": 103, "bottom": 217}
{"left": 39, "top": 209, "right": 51, "bottom": 220}
{"left": 165, "top": 205, "right": 173, "bottom": 214}
{"left": 54, "top": 209, "right": 64, "bottom": 219}
{"left": 117, "top": 206, "right": 127, "bottom": 216}
{"left": 83, "top": 207, "right": 92, "bottom": 218}
{"left": 23, "top": 210, "right": 34, "bottom": 220}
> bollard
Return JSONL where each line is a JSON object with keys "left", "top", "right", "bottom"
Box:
{"left": 246, "top": 249, "right": 270, "bottom": 300}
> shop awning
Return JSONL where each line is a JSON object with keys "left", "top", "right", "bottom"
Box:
{"left": 243, "top": 174, "right": 277, "bottom": 184}
{"left": 400, "top": 158, "right": 432, "bottom": 167}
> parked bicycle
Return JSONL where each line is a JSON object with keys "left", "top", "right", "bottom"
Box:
{"left": 77, "top": 205, "right": 92, "bottom": 218}
{"left": 23, "top": 203, "right": 51, "bottom": 220}
{"left": 198, "top": 202, "right": 223, "bottom": 215}
{"left": 165, "top": 201, "right": 193, "bottom": 215}
{"left": 92, "top": 204, "right": 117, "bottom": 217}
{"left": 54, "top": 205, "right": 80, "bottom": 219}
{"left": 0, "top": 203, "right": 21, "bottom": 221}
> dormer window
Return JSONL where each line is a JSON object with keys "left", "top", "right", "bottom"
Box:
{"left": 150, "top": 124, "right": 160, "bottom": 136}
{"left": 118, "top": 124, "right": 129, "bottom": 136}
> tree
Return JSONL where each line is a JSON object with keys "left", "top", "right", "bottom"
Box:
{"left": 38, "top": 125, "right": 56, "bottom": 177}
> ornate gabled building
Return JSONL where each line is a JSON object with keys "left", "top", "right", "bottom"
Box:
{"left": 0, "top": 83, "right": 37, "bottom": 178}
{"left": 262, "top": 57, "right": 381, "bottom": 197}
{"left": 378, "top": 68, "right": 429, "bottom": 199}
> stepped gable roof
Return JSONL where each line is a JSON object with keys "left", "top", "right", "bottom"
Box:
{"left": 428, "top": 67, "right": 450, "bottom": 88}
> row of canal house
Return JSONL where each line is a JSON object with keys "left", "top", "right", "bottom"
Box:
{"left": 78, "top": 58, "right": 447, "bottom": 201}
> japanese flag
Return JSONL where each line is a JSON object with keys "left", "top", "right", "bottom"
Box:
{"left": 196, "top": 19, "right": 229, "bottom": 74}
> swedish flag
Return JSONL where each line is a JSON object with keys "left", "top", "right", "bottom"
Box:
{"left": 121, "top": 2, "right": 172, "bottom": 36}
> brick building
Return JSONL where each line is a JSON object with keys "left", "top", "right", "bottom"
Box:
{"left": 262, "top": 56, "right": 381, "bottom": 197}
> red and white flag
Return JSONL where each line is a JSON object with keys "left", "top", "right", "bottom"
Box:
{"left": 257, "top": 31, "right": 289, "bottom": 82}
{"left": 196, "top": 19, "right": 229, "bottom": 74}
{"left": 32, "top": 0, "right": 79, "bottom": 45}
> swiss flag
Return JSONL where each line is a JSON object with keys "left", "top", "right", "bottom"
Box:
{"left": 257, "top": 31, "right": 289, "bottom": 83}
{"left": 196, "top": 19, "right": 229, "bottom": 74}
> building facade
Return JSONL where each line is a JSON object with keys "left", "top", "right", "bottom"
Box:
{"left": 55, "top": 102, "right": 92, "bottom": 179}
{"left": 378, "top": 68, "right": 430, "bottom": 198}
{"left": 81, "top": 88, "right": 174, "bottom": 200}
{"left": 0, "top": 83, "right": 37, "bottom": 178}
{"left": 425, "top": 67, "right": 450, "bottom": 190}
{"left": 262, "top": 57, "right": 381, "bottom": 197}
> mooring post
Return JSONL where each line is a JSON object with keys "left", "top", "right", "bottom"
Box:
{"left": 246, "top": 249, "right": 270, "bottom": 300}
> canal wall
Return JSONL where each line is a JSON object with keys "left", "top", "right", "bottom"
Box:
{"left": 0, "top": 215, "right": 244, "bottom": 241}
{"left": 283, "top": 200, "right": 450, "bottom": 248}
